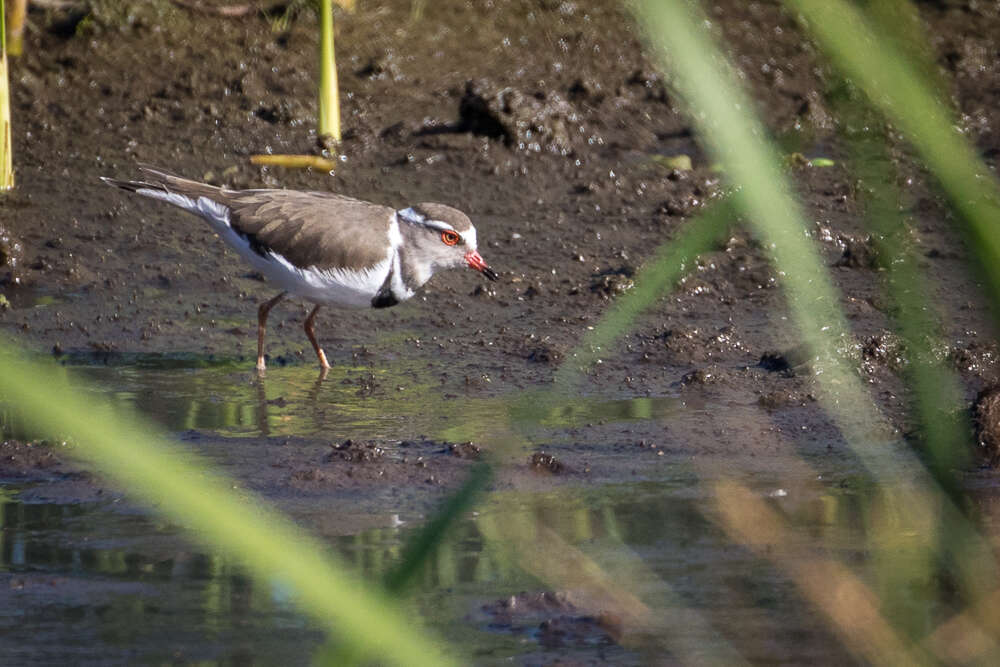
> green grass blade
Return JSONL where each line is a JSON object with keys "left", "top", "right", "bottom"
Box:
{"left": 785, "top": 0, "right": 1000, "bottom": 319}
{"left": 554, "top": 196, "right": 735, "bottom": 388}
{"left": 631, "top": 0, "right": 1000, "bottom": 633}
{"left": 0, "top": 343, "right": 455, "bottom": 667}
{"left": 385, "top": 461, "right": 493, "bottom": 594}
{"left": 836, "top": 97, "right": 995, "bottom": 631}
{"left": 632, "top": 0, "right": 887, "bottom": 450}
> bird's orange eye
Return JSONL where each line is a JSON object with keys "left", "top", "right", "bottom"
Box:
{"left": 441, "top": 231, "right": 460, "bottom": 246}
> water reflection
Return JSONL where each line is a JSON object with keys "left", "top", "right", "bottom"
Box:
{"left": 2, "top": 361, "right": 687, "bottom": 440}
{"left": 0, "top": 478, "right": 946, "bottom": 664}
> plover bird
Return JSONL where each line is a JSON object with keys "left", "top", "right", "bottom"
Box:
{"left": 102, "top": 166, "right": 498, "bottom": 371}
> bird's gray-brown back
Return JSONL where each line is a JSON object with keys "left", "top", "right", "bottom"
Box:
{"left": 134, "top": 168, "right": 396, "bottom": 272}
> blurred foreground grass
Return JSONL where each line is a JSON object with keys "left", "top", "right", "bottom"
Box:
{"left": 4, "top": 0, "right": 1000, "bottom": 663}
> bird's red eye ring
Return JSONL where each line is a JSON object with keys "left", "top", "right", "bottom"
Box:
{"left": 441, "top": 231, "right": 460, "bottom": 246}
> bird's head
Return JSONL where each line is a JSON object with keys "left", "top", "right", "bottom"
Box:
{"left": 396, "top": 204, "right": 499, "bottom": 284}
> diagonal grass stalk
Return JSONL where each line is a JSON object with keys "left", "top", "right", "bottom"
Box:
{"left": 384, "top": 461, "right": 492, "bottom": 594}
{"left": 786, "top": 0, "right": 1000, "bottom": 325}
{"left": 629, "top": 0, "right": 1000, "bottom": 649}
{"left": 835, "top": 86, "right": 999, "bottom": 642}
{"left": 631, "top": 0, "right": 898, "bottom": 462}
{"left": 788, "top": 0, "right": 1000, "bottom": 626}
{"left": 553, "top": 197, "right": 736, "bottom": 388}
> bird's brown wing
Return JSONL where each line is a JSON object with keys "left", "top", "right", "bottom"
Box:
{"left": 224, "top": 190, "right": 395, "bottom": 271}
{"left": 136, "top": 166, "right": 395, "bottom": 271}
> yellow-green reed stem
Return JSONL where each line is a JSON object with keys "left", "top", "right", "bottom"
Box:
{"left": 633, "top": 0, "right": 888, "bottom": 445}
{"left": 0, "top": 345, "right": 454, "bottom": 667}
{"left": 0, "top": 0, "right": 13, "bottom": 189}
{"left": 318, "top": 0, "right": 341, "bottom": 145}
{"left": 786, "top": 0, "right": 1000, "bottom": 327}
{"left": 843, "top": 109, "right": 997, "bottom": 638}
{"left": 631, "top": 0, "right": 948, "bottom": 476}
{"left": 787, "top": 0, "right": 1000, "bottom": 614}
{"left": 8, "top": 0, "right": 25, "bottom": 57}
{"left": 633, "top": 0, "right": 1000, "bottom": 629}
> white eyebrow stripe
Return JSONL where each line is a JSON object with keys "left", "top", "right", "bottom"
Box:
{"left": 396, "top": 206, "right": 473, "bottom": 244}
{"left": 420, "top": 219, "right": 457, "bottom": 233}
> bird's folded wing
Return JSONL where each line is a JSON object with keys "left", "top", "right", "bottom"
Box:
{"left": 224, "top": 191, "right": 396, "bottom": 272}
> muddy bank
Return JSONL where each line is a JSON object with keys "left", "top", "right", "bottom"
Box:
{"left": 0, "top": 1, "right": 996, "bottom": 425}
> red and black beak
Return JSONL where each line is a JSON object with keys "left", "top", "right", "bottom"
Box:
{"left": 465, "top": 250, "right": 499, "bottom": 281}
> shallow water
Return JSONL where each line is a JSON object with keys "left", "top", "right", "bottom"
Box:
{"left": 2, "top": 359, "right": 984, "bottom": 664}
{"left": 4, "top": 359, "right": 688, "bottom": 441}
{"left": 1, "top": 471, "right": 898, "bottom": 665}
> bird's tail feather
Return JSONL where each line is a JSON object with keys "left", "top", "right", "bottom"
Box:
{"left": 100, "top": 165, "right": 233, "bottom": 226}
{"left": 101, "top": 164, "right": 224, "bottom": 200}
{"left": 99, "top": 176, "right": 165, "bottom": 193}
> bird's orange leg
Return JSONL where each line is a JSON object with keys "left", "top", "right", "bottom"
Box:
{"left": 304, "top": 304, "right": 331, "bottom": 370}
{"left": 256, "top": 291, "right": 286, "bottom": 372}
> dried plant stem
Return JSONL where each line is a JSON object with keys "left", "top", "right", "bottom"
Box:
{"left": 250, "top": 154, "right": 337, "bottom": 170}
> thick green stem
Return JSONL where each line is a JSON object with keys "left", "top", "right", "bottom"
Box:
{"left": 317, "top": 0, "right": 340, "bottom": 145}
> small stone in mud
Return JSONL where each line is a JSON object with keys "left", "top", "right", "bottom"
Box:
{"left": 470, "top": 283, "right": 496, "bottom": 299}
{"left": 758, "top": 352, "right": 791, "bottom": 373}
{"left": 30, "top": 257, "right": 53, "bottom": 272}
{"left": 758, "top": 347, "right": 808, "bottom": 374}
{"left": 448, "top": 442, "right": 481, "bottom": 459}
{"left": 590, "top": 266, "right": 635, "bottom": 297}
{"left": 680, "top": 367, "right": 717, "bottom": 385}
{"left": 327, "top": 439, "right": 385, "bottom": 463}
{"left": 530, "top": 451, "right": 564, "bottom": 474}
{"left": 0, "top": 224, "right": 24, "bottom": 285}
{"left": 522, "top": 285, "right": 541, "bottom": 300}
{"left": 758, "top": 390, "right": 803, "bottom": 410}
{"left": 657, "top": 195, "right": 699, "bottom": 217}
{"left": 834, "top": 234, "right": 881, "bottom": 269}
{"left": 567, "top": 78, "right": 602, "bottom": 103}
{"left": 524, "top": 342, "right": 563, "bottom": 365}
{"left": 861, "top": 332, "right": 906, "bottom": 373}
{"left": 291, "top": 468, "right": 327, "bottom": 482}
{"left": 973, "top": 387, "right": 1000, "bottom": 465}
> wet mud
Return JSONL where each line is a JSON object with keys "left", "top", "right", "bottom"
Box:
{"left": 2, "top": 0, "right": 1000, "bottom": 663}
